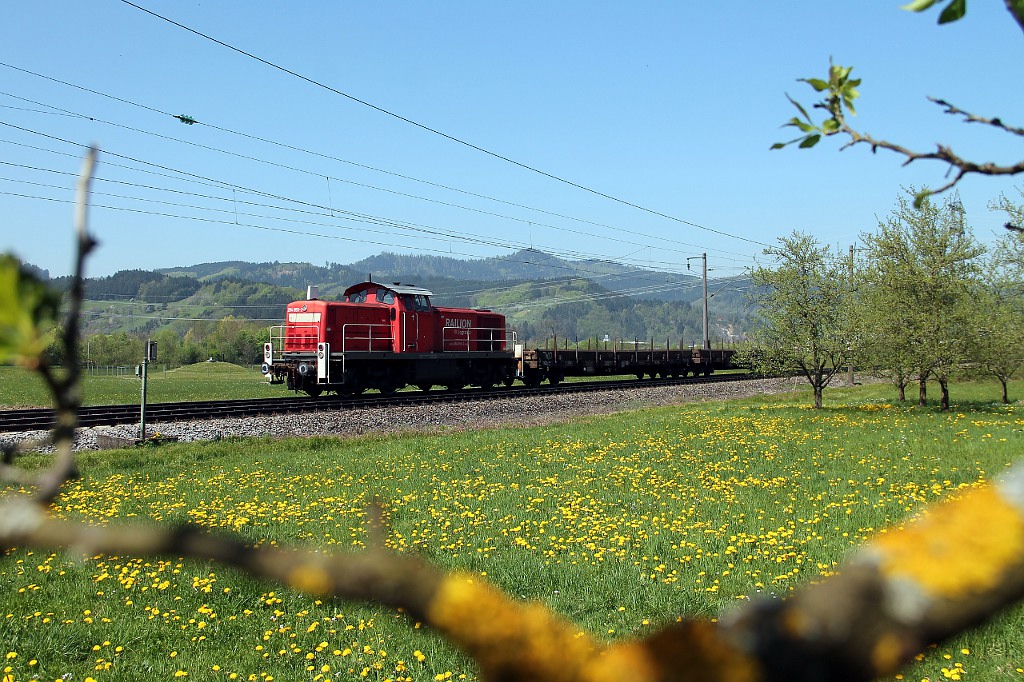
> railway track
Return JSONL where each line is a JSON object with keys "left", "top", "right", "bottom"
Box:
{"left": 0, "top": 373, "right": 753, "bottom": 434}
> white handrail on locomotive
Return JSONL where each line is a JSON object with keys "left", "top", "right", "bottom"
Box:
{"left": 338, "top": 322, "right": 394, "bottom": 385}
{"left": 440, "top": 324, "right": 508, "bottom": 352}
{"left": 264, "top": 322, "right": 396, "bottom": 387}
{"left": 340, "top": 323, "right": 394, "bottom": 353}
{"left": 264, "top": 323, "right": 319, "bottom": 363}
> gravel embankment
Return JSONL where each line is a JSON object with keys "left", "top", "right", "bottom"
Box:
{"left": 3, "top": 377, "right": 798, "bottom": 452}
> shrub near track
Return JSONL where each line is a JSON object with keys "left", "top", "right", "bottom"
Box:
{"left": 2, "top": 384, "right": 1024, "bottom": 681}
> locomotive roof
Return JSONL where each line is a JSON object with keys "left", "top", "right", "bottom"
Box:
{"left": 343, "top": 281, "right": 433, "bottom": 297}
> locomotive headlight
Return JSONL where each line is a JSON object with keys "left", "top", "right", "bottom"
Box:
{"left": 297, "top": 363, "right": 311, "bottom": 376}
{"left": 261, "top": 362, "right": 271, "bottom": 375}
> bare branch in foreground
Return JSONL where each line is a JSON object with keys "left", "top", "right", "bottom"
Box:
{"left": 931, "top": 97, "right": 1024, "bottom": 137}
{"left": 27, "top": 147, "right": 99, "bottom": 504}
{"left": 5, "top": 148, "right": 1024, "bottom": 681}
{"left": 775, "top": 64, "right": 1024, "bottom": 203}
{"left": 3, "top": 464, "right": 1024, "bottom": 682}
{"left": 832, "top": 100, "right": 1024, "bottom": 200}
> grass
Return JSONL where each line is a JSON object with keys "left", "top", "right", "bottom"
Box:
{"left": 0, "top": 363, "right": 282, "bottom": 408}
{"left": 2, "top": 380, "right": 1024, "bottom": 680}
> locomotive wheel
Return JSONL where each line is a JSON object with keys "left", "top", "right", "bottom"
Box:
{"left": 418, "top": 383, "right": 433, "bottom": 392}
{"left": 305, "top": 385, "right": 323, "bottom": 397}
{"left": 635, "top": 372, "right": 645, "bottom": 380}
{"left": 548, "top": 375, "right": 561, "bottom": 386}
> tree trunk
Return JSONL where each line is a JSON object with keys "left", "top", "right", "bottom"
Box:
{"left": 918, "top": 376, "right": 927, "bottom": 407}
{"left": 814, "top": 384, "right": 823, "bottom": 409}
{"left": 939, "top": 378, "right": 950, "bottom": 411}
{"left": 896, "top": 377, "right": 907, "bottom": 402}
{"left": 1002, "top": 378, "right": 1009, "bottom": 404}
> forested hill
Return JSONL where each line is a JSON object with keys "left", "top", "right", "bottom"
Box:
{"left": 153, "top": 249, "right": 711, "bottom": 303}
{"left": 162, "top": 249, "right": 627, "bottom": 283}
{"left": 36, "top": 250, "right": 752, "bottom": 345}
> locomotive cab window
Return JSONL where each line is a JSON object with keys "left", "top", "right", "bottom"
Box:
{"left": 401, "top": 294, "right": 431, "bottom": 312}
{"left": 376, "top": 289, "right": 395, "bottom": 305}
{"left": 348, "top": 290, "right": 367, "bottom": 304}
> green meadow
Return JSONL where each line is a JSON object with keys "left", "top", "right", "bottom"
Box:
{"left": 0, "top": 363, "right": 280, "bottom": 408}
{"left": 2, "top": 380, "right": 1024, "bottom": 681}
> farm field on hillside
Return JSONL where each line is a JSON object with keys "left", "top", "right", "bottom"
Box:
{"left": 2, "top": 385, "right": 1024, "bottom": 681}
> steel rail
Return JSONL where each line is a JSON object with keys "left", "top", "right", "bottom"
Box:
{"left": 0, "top": 374, "right": 754, "bottom": 434}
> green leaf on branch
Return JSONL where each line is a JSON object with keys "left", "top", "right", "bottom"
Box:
{"left": 802, "top": 78, "right": 830, "bottom": 92}
{"left": 1010, "top": 0, "right": 1024, "bottom": 26}
{"left": 938, "top": 0, "right": 967, "bottom": 24}
{"left": 0, "top": 254, "right": 61, "bottom": 368}
{"left": 902, "top": 0, "right": 968, "bottom": 23}
{"left": 901, "top": 0, "right": 941, "bottom": 11}
{"left": 773, "top": 62, "right": 858, "bottom": 150}
{"left": 785, "top": 93, "right": 813, "bottom": 124}
{"left": 799, "top": 134, "right": 821, "bottom": 149}
{"left": 787, "top": 117, "right": 817, "bottom": 134}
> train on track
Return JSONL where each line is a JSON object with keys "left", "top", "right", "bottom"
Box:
{"left": 262, "top": 281, "right": 735, "bottom": 396}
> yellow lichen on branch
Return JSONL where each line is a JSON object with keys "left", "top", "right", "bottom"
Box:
{"left": 425, "top": 571, "right": 761, "bottom": 682}
{"left": 427, "top": 571, "right": 607, "bottom": 682}
{"left": 871, "top": 483, "right": 1024, "bottom": 600}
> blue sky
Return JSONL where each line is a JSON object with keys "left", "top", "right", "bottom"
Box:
{"left": 2, "top": 1, "right": 1021, "bottom": 283}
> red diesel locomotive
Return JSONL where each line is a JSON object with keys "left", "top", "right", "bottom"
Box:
{"left": 262, "top": 281, "right": 513, "bottom": 396}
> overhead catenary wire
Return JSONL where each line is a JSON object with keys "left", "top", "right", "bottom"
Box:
{"left": 0, "top": 80, "right": 758, "bottom": 263}
{"left": 113, "top": 2, "right": 771, "bottom": 249}
{"left": 0, "top": 126, "right": 765, "bottom": 284}
{"left": 6, "top": 186, "right": 741, "bottom": 298}
{"left": 0, "top": 121, "right": 760, "bottom": 275}
{"left": 0, "top": 74, "right": 776, "bottom": 298}
{"left": 0, "top": 169, "right": 711, "bottom": 277}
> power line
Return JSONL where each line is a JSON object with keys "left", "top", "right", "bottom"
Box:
{"left": 3, "top": 186, "right": 720, "bottom": 292}
{"left": 1, "top": 130, "right": 755, "bottom": 285}
{"left": 116, "top": 0, "right": 770, "bottom": 249}
{"left": 0, "top": 156, "right": 714, "bottom": 275}
{"left": 0, "top": 76, "right": 758, "bottom": 262}
{"left": 0, "top": 111, "right": 759, "bottom": 271}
